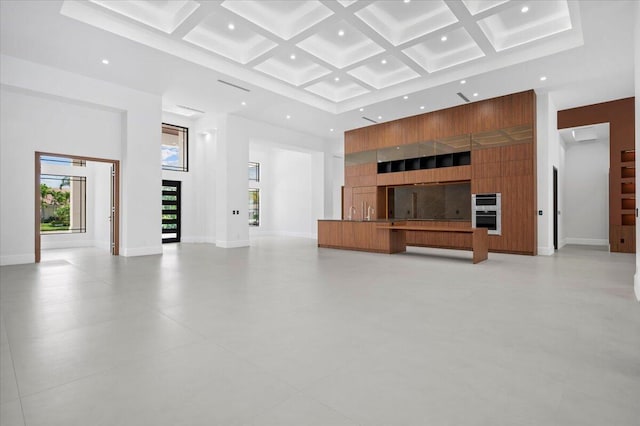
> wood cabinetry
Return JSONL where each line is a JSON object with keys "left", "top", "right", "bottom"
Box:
{"left": 343, "top": 186, "right": 384, "bottom": 221}
{"left": 341, "top": 90, "right": 537, "bottom": 255}
{"left": 471, "top": 142, "right": 536, "bottom": 254}
{"left": 345, "top": 163, "right": 377, "bottom": 188}
{"left": 318, "top": 220, "right": 405, "bottom": 253}
{"left": 612, "top": 150, "right": 635, "bottom": 252}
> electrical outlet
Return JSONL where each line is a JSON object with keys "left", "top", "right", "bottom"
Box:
{"left": 538, "top": 210, "right": 543, "bottom": 216}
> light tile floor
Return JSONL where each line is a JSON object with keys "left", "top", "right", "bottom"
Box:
{"left": 0, "top": 238, "right": 638, "bottom": 425}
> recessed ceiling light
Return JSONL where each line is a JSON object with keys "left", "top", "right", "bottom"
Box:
{"left": 378, "top": 116, "right": 382, "bottom": 120}
{"left": 101, "top": 59, "right": 109, "bottom": 65}
{"left": 290, "top": 53, "right": 296, "bottom": 60}
{"left": 403, "top": 95, "right": 408, "bottom": 100}
{"left": 521, "top": 6, "right": 529, "bottom": 13}
{"left": 381, "top": 59, "right": 387, "bottom": 65}
{"left": 420, "top": 106, "right": 425, "bottom": 110}
{"left": 330, "top": 128, "right": 334, "bottom": 132}
{"left": 286, "top": 115, "right": 291, "bottom": 119}
{"left": 441, "top": 35, "right": 447, "bottom": 42}
{"left": 540, "top": 76, "right": 547, "bottom": 81}
{"left": 338, "top": 29, "right": 345, "bottom": 37}
{"left": 228, "top": 22, "right": 235, "bottom": 30}
{"left": 460, "top": 79, "right": 466, "bottom": 84}
{"left": 404, "top": 0, "right": 410, "bottom": 3}
{"left": 473, "top": 93, "right": 478, "bottom": 97}
{"left": 334, "top": 77, "right": 340, "bottom": 82}
{"left": 359, "top": 108, "right": 364, "bottom": 112}
{"left": 241, "top": 101, "right": 246, "bottom": 106}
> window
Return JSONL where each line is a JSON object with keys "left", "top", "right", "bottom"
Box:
{"left": 41, "top": 155, "right": 86, "bottom": 167}
{"left": 249, "top": 188, "right": 259, "bottom": 226}
{"left": 162, "top": 123, "right": 188, "bottom": 172}
{"left": 249, "top": 161, "right": 260, "bottom": 182}
{"left": 40, "top": 174, "right": 86, "bottom": 233}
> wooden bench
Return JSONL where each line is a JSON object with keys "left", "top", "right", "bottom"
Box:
{"left": 377, "top": 225, "right": 488, "bottom": 264}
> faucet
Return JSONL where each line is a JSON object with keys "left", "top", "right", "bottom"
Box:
{"left": 366, "top": 205, "right": 375, "bottom": 221}
{"left": 347, "top": 205, "right": 356, "bottom": 220}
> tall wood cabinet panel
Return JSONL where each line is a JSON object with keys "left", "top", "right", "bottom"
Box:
{"left": 345, "top": 163, "right": 377, "bottom": 188}
{"left": 471, "top": 141, "right": 535, "bottom": 254}
{"left": 342, "top": 186, "right": 353, "bottom": 219}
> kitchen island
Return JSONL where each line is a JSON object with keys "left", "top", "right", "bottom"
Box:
{"left": 317, "top": 220, "right": 488, "bottom": 263}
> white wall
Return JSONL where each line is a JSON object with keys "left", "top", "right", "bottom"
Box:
{"left": 272, "top": 150, "right": 312, "bottom": 237}
{"left": 0, "top": 55, "right": 162, "bottom": 265}
{"left": 536, "top": 91, "right": 562, "bottom": 255}
{"left": 215, "top": 114, "right": 250, "bottom": 247}
{"left": 564, "top": 140, "right": 610, "bottom": 245}
{"left": 249, "top": 145, "right": 317, "bottom": 238}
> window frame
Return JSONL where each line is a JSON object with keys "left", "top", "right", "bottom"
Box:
{"left": 248, "top": 161, "right": 260, "bottom": 182}
{"left": 248, "top": 188, "right": 260, "bottom": 227}
{"left": 39, "top": 173, "right": 87, "bottom": 234}
{"left": 161, "top": 123, "right": 189, "bottom": 172}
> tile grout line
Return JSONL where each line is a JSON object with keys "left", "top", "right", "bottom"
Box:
{"left": 2, "top": 311, "right": 28, "bottom": 426}
{"left": 12, "top": 339, "right": 201, "bottom": 402}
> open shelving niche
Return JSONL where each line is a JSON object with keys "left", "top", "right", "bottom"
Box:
{"left": 620, "top": 149, "right": 635, "bottom": 226}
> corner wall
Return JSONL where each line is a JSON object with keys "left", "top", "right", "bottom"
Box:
{"left": 536, "top": 92, "right": 562, "bottom": 255}
{"left": 213, "top": 114, "right": 337, "bottom": 244}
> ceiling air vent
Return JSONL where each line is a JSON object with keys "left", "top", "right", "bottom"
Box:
{"left": 362, "top": 116, "right": 378, "bottom": 124}
{"left": 175, "top": 104, "right": 205, "bottom": 114}
{"left": 217, "top": 79, "right": 251, "bottom": 92}
{"left": 457, "top": 92, "right": 470, "bottom": 103}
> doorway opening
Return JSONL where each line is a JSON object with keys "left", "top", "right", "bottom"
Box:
{"left": 557, "top": 123, "right": 611, "bottom": 251}
{"left": 35, "top": 152, "right": 120, "bottom": 263}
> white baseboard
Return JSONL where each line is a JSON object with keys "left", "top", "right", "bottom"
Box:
{"left": 1, "top": 253, "right": 35, "bottom": 266}
{"left": 181, "top": 236, "right": 217, "bottom": 244}
{"left": 94, "top": 240, "right": 111, "bottom": 251}
{"left": 565, "top": 238, "right": 609, "bottom": 246}
{"left": 121, "top": 246, "right": 162, "bottom": 257}
{"left": 216, "top": 239, "right": 250, "bottom": 248}
{"left": 277, "top": 231, "right": 317, "bottom": 239}
{"left": 41, "top": 240, "right": 95, "bottom": 250}
{"left": 249, "top": 230, "right": 316, "bottom": 239}
{"left": 538, "top": 246, "right": 555, "bottom": 256}
{"left": 181, "top": 236, "right": 205, "bottom": 243}
{"left": 635, "top": 273, "right": 640, "bottom": 302}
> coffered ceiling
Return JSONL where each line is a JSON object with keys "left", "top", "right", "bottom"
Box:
{"left": 0, "top": 1, "right": 636, "bottom": 140}
{"left": 60, "top": 0, "right": 583, "bottom": 112}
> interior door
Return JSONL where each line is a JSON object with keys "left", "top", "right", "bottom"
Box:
{"left": 162, "top": 180, "right": 181, "bottom": 243}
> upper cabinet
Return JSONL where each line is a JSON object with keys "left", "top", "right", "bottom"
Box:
{"left": 345, "top": 90, "right": 535, "bottom": 154}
